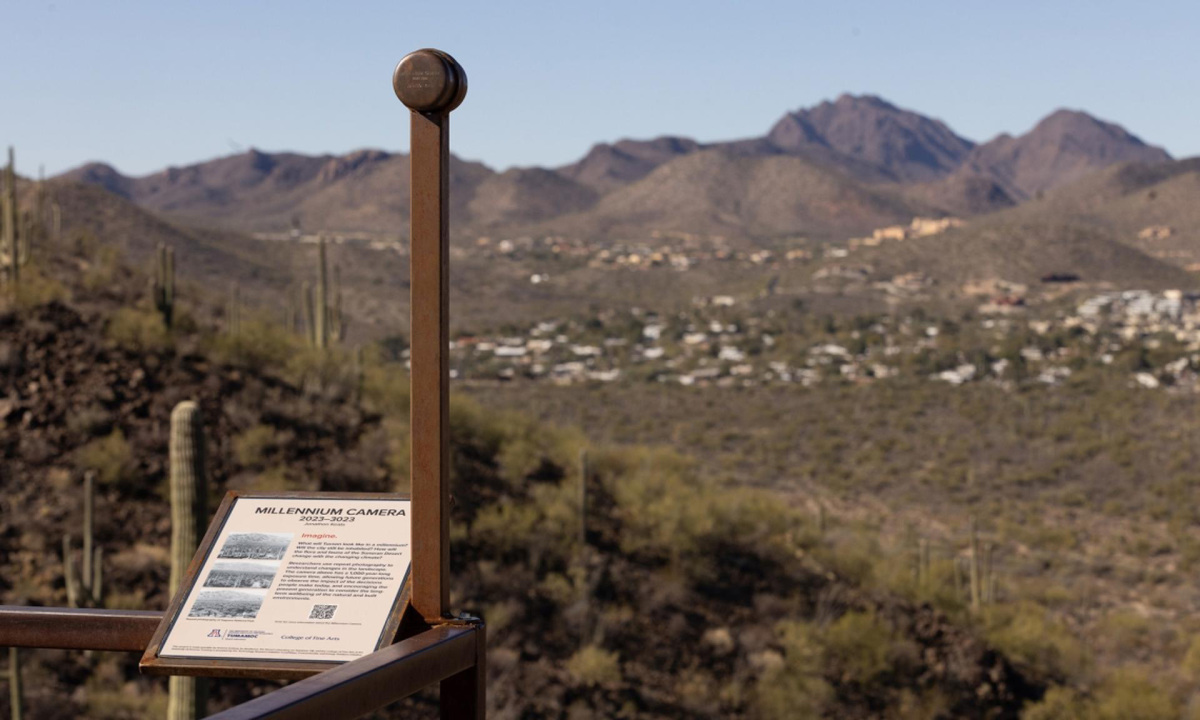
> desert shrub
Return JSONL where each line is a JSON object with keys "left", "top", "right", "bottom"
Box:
{"left": 824, "top": 609, "right": 897, "bottom": 683}
{"left": 1096, "top": 611, "right": 1157, "bottom": 655}
{"left": 449, "top": 395, "right": 508, "bottom": 464}
{"left": 895, "top": 688, "right": 951, "bottom": 720}
{"left": 754, "top": 620, "right": 831, "bottom": 720}
{"left": 106, "top": 307, "right": 170, "bottom": 353}
{"left": 471, "top": 501, "right": 542, "bottom": 557}
{"left": 209, "top": 317, "right": 302, "bottom": 374}
{"left": 233, "top": 424, "right": 280, "bottom": 467}
{"left": 1022, "top": 686, "right": 1089, "bottom": 719}
{"left": 566, "top": 645, "right": 621, "bottom": 687}
{"left": 471, "top": 481, "right": 577, "bottom": 566}
{"left": 607, "top": 446, "right": 713, "bottom": 562}
{"left": 66, "top": 405, "right": 113, "bottom": 438}
{"left": 75, "top": 429, "right": 134, "bottom": 487}
{"left": 81, "top": 243, "right": 121, "bottom": 292}
{"left": 494, "top": 414, "right": 587, "bottom": 486}
{"left": 12, "top": 263, "right": 69, "bottom": 308}
{"left": 362, "top": 360, "right": 410, "bottom": 417}
{"left": 815, "top": 531, "right": 881, "bottom": 586}
{"left": 1092, "top": 669, "right": 1179, "bottom": 719}
{"left": 984, "top": 604, "right": 1087, "bottom": 680}
{"left": 247, "top": 466, "right": 294, "bottom": 493}
{"left": 1183, "top": 635, "right": 1200, "bottom": 679}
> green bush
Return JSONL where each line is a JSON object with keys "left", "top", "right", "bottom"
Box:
{"left": 106, "top": 307, "right": 170, "bottom": 353}
{"left": 566, "top": 645, "right": 621, "bottom": 687}
{"left": 1091, "top": 670, "right": 1178, "bottom": 720}
{"left": 824, "top": 609, "right": 897, "bottom": 683}
{"left": 754, "top": 620, "right": 831, "bottom": 720}
{"left": 208, "top": 317, "right": 303, "bottom": 373}
{"left": 75, "top": 429, "right": 134, "bottom": 487}
{"left": 1182, "top": 635, "right": 1200, "bottom": 679}
{"left": 984, "top": 604, "right": 1087, "bottom": 680}
{"left": 1022, "top": 686, "right": 1088, "bottom": 720}
{"left": 233, "top": 424, "right": 280, "bottom": 467}
{"left": 12, "top": 262, "right": 69, "bottom": 308}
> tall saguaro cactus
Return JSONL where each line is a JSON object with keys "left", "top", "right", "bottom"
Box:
{"left": 62, "top": 472, "right": 103, "bottom": 607}
{"left": 315, "top": 237, "right": 329, "bottom": 349}
{"left": 969, "top": 516, "right": 982, "bottom": 611}
{"left": 153, "top": 243, "right": 176, "bottom": 329}
{"left": 579, "top": 449, "right": 589, "bottom": 547}
{"left": 82, "top": 471, "right": 95, "bottom": 603}
{"left": 168, "top": 401, "right": 208, "bottom": 720}
{"left": 4, "top": 146, "right": 17, "bottom": 295}
{"left": 302, "top": 282, "right": 315, "bottom": 347}
{"left": 331, "top": 265, "right": 345, "bottom": 343}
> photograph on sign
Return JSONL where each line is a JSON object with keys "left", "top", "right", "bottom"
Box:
{"left": 142, "top": 492, "right": 411, "bottom": 676}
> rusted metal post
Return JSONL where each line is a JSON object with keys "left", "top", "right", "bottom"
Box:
{"left": 394, "top": 47, "right": 480, "bottom": 720}
{"left": 393, "top": 49, "right": 467, "bottom": 627}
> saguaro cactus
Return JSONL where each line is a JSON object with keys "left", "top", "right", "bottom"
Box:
{"left": 302, "top": 282, "right": 315, "bottom": 347}
{"left": 82, "top": 471, "right": 95, "bottom": 603}
{"left": 51, "top": 202, "right": 61, "bottom": 242}
{"left": 19, "top": 210, "right": 31, "bottom": 267}
{"left": 4, "top": 146, "right": 17, "bottom": 295}
{"left": 153, "top": 243, "right": 176, "bottom": 329}
{"left": 331, "top": 265, "right": 345, "bottom": 342}
{"left": 62, "top": 472, "right": 103, "bottom": 606}
{"left": 983, "top": 542, "right": 996, "bottom": 605}
{"left": 917, "top": 538, "right": 931, "bottom": 590}
{"left": 315, "top": 237, "right": 329, "bottom": 349}
{"left": 579, "top": 449, "right": 589, "bottom": 547}
{"left": 969, "top": 516, "right": 981, "bottom": 611}
{"left": 168, "top": 401, "right": 208, "bottom": 720}
{"left": 63, "top": 535, "right": 79, "bottom": 608}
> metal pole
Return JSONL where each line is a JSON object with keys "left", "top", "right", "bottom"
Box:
{"left": 393, "top": 49, "right": 467, "bottom": 627}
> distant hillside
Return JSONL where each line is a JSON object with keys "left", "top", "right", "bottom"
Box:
{"left": 48, "top": 180, "right": 292, "bottom": 300}
{"left": 556, "top": 136, "right": 701, "bottom": 193}
{"left": 961, "top": 110, "right": 1172, "bottom": 200}
{"left": 1009, "top": 157, "right": 1200, "bottom": 270}
{"left": 862, "top": 213, "right": 1193, "bottom": 291}
{"left": 766, "top": 94, "right": 975, "bottom": 183}
{"left": 546, "top": 147, "right": 931, "bottom": 239}
{"left": 58, "top": 96, "right": 1171, "bottom": 241}
{"left": 60, "top": 150, "right": 492, "bottom": 235}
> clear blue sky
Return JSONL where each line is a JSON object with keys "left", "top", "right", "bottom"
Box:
{"left": 2, "top": 0, "right": 1196, "bottom": 177}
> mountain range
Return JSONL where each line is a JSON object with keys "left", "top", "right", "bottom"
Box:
{"left": 60, "top": 95, "right": 1172, "bottom": 241}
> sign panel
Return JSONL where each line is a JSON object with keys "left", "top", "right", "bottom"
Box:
{"left": 141, "top": 491, "right": 412, "bottom": 679}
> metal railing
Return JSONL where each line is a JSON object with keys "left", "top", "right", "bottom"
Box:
{"left": 0, "top": 48, "right": 484, "bottom": 719}
{"left": 0, "top": 607, "right": 484, "bottom": 719}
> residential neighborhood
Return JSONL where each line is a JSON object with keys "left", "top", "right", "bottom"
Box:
{"left": 445, "top": 288, "right": 1200, "bottom": 392}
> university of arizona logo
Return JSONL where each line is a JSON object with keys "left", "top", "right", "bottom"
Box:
{"left": 207, "top": 629, "right": 222, "bottom": 638}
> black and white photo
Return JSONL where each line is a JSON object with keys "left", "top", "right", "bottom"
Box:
{"left": 203, "top": 560, "right": 279, "bottom": 589}
{"left": 217, "top": 532, "right": 292, "bottom": 561}
{"left": 188, "top": 589, "right": 266, "bottom": 619}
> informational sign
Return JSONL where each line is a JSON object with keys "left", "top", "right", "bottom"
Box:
{"left": 141, "top": 491, "right": 412, "bottom": 679}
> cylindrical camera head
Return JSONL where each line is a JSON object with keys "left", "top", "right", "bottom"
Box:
{"left": 393, "top": 49, "right": 467, "bottom": 114}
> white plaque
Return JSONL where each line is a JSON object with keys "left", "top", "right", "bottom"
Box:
{"left": 142, "top": 492, "right": 411, "bottom": 677}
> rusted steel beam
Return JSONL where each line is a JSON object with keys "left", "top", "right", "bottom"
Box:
{"left": 409, "top": 106, "right": 452, "bottom": 624}
{"left": 203, "top": 624, "right": 479, "bottom": 720}
{"left": 439, "top": 621, "right": 486, "bottom": 720}
{"left": 393, "top": 48, "right": 467, "bottom": 625}
{"left": 0, "top": 606, "right": 160, "bottom": 652}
